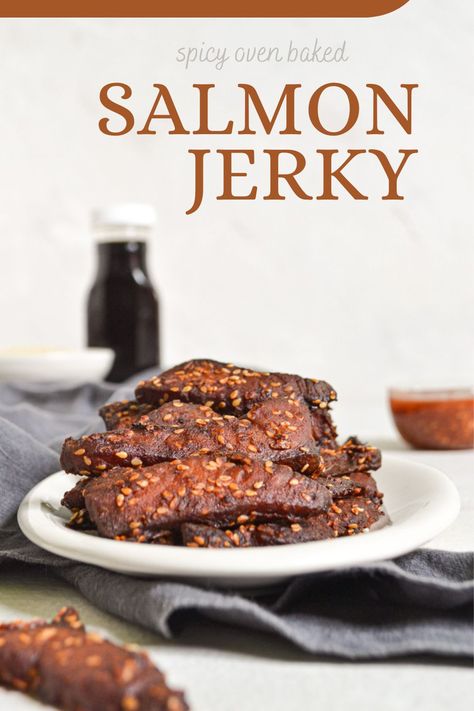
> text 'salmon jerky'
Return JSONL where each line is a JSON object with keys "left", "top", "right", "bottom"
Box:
{"left": 99, "top": 83, "right": 418, "bottom": 214}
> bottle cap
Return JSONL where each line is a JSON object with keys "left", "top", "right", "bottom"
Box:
{"left": 92, "top": 203, "right": 156, "bottom": 229}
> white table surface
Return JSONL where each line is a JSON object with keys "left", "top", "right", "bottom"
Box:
{"left": 1, "top": 401, "right": 473, "bottom": 711}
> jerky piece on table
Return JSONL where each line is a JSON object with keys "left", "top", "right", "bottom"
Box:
{"left": 82, "top": 456, "right": 332, "bottom": 541}
{"left": 135, "top": 358, "right": 338, "bottom": 416}
{"left": 320, "top": 436, "right": 381, "bottom": 478}
{"left": 0, "top": 607, "right": 189, "bottom": 711}
{"left": 61, "top": 397, "right": 323, "bottom": 476}
{"left": 0, "top": 607, "right": 84, "bottom": 691}
{"left": 99, "top": 400, "right": 155, "bottom": 431}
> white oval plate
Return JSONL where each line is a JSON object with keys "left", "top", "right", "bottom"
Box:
{"left": 18, "top": 455, "right": 460, "bottom": 588}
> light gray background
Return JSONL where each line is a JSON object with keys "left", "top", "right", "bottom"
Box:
{"left": 0, "top": 0, "right": 472, "bottom": 418}
{"left": 0, "top": 5, "right": 473, "bottom": 708}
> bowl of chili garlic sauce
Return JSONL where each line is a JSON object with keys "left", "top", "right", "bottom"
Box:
{"left": 389, "top": 387, "right": 474, "bottom": 450}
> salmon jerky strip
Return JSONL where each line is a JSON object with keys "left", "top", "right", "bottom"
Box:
{"left": 181, "top": 522, "right": 258, "bottom": 548}
{"left": 179, "top": 522, "right": 318, "bottom": 548}
{"left": 101, "top": 396, "right": 337, "bottom": 446}
{"left": 61, "top": 397, "right": 323, "bottom": 477}
{"left": 320, "top": 436, "right": 381, "bottom": 477}
{"left": 66, "top": 507, "right": 94, "bottom": 531}
{"left": 62, "top": 473, "right": 382, "bottom": 542}
{"left": 60, "top": 476, "right": 356, "bottom": 533}
{"left": 62, "top": 471, "right": 342, "bottom": 520}
{"left": 61, "top": 479, "right": 95, "bottom": 530}
{"left": 135, "top": 359, "right": 337, "bottom": 416}
{"left": 181, "top": 496, "right": 383, "bottom": 548}
{"left": 99, "top": 400, "right": 155, "bottom": 431}
{"left": 103, "top": 399, "right": 213, "bottom": 433}
{"left": 82, "top": 456, "right": 332, "bottom": 541}
{"left": 314, "top": 469, "right": 382, "bottom": 502}
{"left": 327, "top": 494, "right": 384, "bottom": 535}
{"left": 60, "top": 463, "right": 378, "bottom": 523}
{"left": 0, "top": 607, "right": 83, "bottom": 691}
{"left": 66, "top": 484, "right": 355, "bottom": 534}
{"left": 61, "top": 477, "right": 90, "bottom": 510}
{"left": 61, "top": 463, "right": 380, "bottom": 524}
{"left": 0, "top": 607, "right": 188, "bottom": 711}
{"left": 257, "top": 496, "right": 384, "bottom": 544}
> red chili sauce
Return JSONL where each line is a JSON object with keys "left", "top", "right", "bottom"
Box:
{"left": 390, "top": 389, "right": 474, "bottom": 450}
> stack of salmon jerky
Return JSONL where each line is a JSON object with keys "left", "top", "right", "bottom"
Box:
{"left": 61, "top": 359, "right": 383, "bottom": 548}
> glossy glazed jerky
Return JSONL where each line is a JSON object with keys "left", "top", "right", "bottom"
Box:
{"left": 100, "top": 400, "right": 155, "bottom": 431}
{"left": 0, "top": 607, "right": 188, "bottom": 711}
{"left": 82, "top": 456, "right": 331, "bottom": 540}
{"left": 181, "top": 495, "right": 383, "bottom": 548}
{"left": 320, "top": 436, "right": 381, "bottom": 477}
{"left": 61, "top": 397, "right": 324, "bottom": 476}
{"left": 60, "top": 358, "right": 384, "bottom": 549}
{"left": 135, "top": 359, "right": 337, "bottom": 415}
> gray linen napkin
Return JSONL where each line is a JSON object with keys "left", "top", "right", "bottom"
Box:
{"left": 0, "top": 380, "right": 472, "bottom": 660}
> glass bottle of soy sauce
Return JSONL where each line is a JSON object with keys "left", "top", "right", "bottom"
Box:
{"left": 87, "top": 204, "right": 160, "bottom": 382}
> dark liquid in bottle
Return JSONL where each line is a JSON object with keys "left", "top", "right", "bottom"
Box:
{"left": 87, "top": 241, "right": 160, "bottom": 382}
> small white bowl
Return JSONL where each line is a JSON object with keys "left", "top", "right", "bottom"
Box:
{"left": 0, "top": 347, "right": 114, "bottom": 383}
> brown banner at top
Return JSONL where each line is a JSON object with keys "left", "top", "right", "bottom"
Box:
{"left": 0, "top": 0, "right": 410, "bottom": 18}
